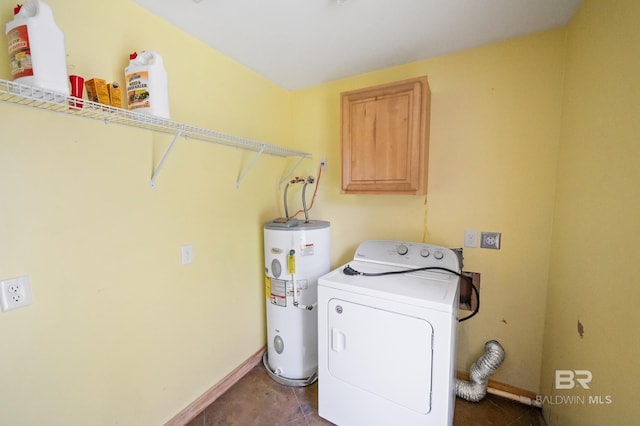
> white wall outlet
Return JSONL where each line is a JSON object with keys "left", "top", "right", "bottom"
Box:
{"left": 0, "top": 276, "right": 32, "bottom": 312}
{"left": 464, "top": 230, "right": 478, "bottom": 248}
{"left": 181, "top": 244, "right": 194, "bottom": 264}
{"left": 480, "top": 232, "right": 501, "bottom": 250}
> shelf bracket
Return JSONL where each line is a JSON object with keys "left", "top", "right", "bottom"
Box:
{"left": 278, "top": 156, "right": 307, "bottom": 189}
{"left": 150, "top": 126, "right": 184, "bottom": 189}
{"left": 236, "top": 144, "right": 266, "bottom": 189}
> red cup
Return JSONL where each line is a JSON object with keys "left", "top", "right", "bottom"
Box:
{"left": 69, "top": 75, "right": 84, "bottom": 108}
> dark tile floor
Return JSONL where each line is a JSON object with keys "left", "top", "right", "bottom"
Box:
{"left": 186, "top": 364, "right": 545, "bottom": 426}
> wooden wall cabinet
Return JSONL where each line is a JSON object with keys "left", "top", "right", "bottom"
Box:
{"left": 341, "top": 76, "right": 430, "bottom": 195}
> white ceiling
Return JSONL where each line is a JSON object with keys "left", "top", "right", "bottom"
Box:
{"left": 131, "top": 0, "right": 582, "bottom": 90}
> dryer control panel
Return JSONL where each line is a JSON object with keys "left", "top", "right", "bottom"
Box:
{"left": 353, "top": 240, "right": 460, "bottom": 272}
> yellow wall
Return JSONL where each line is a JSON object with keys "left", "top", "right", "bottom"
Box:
{"left": 3, "top": 0, "right": 634, "bottom": 424}
{"left": 292, "top": 29, "right": 566, "bottom": 392}
{"left": 540, "top": 0, "right": 640, "bottom": 424}
{"left": 0, "top": 0, "right": 295, "bottom": 424}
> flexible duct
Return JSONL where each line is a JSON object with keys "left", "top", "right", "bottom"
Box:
{"left": 456, "top": 340, "right": 505, "bottom": 402}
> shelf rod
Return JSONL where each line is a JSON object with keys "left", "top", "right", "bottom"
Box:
{"left": 236, "top": 144, "right": 266, "bottom": 189}
{"left": 150, "top": 126, "right": 184, "bottom": 189}
{"left": 278, "top": 156, "right": 307, "bottom": 189}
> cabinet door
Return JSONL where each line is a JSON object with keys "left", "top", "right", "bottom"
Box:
{"left": 341, "top": 76, "right": 430, "bottom": 194}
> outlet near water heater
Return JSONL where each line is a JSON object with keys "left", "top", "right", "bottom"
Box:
{"left": 464, "top": 230, "right": 501, "bottom": 250}
{"left": 0, "top": 276, "right": 32, "bottom": 312}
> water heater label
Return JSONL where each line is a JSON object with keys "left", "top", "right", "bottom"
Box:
{"left": 287, "top": 280, "right": 307, "bottom": 296}
{"left": 264, "top": 276, "right": 271, "bottom": 299}
{"left": 288, "top": 250, "right": 296, "bottom": 273}
{"left": 301, "top": 243, "right": 315, "bottom": 256}
{"left": 6, "top": 25, "right": 33, "bottom": 79}
{"left": 270, "top": 279, "right": 287, "bottom": 307}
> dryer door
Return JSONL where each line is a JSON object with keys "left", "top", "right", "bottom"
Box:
{"left": 327, "top": 298, "right": 434, "bottom": 414}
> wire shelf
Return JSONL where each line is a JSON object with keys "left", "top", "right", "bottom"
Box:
{"left": 0, "top": 78, "right": 310, "bottom": 159}
{"left": 0, "top": 78, "right": 311, "bottom": 188}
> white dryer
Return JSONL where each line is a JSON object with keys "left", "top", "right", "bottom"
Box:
{"left": 317, "top": 240, "right": 460, "bottom": 426}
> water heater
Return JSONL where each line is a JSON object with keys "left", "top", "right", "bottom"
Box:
{"left": 263, "top": 219, "right": 330, "bottom": 386}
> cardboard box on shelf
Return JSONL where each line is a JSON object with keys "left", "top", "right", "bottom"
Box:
{"left": 85, "top": 78, "right": 110, "bottom": 105}
{"left": 108, "top": 83, "right": 122, "bottom": 108}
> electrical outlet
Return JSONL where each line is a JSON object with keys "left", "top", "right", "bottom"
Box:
{"left": 464, "top": 230, "right": 478, "bottom": 248}
{"left": 181, "top": 244, "right": 194, "bottom": 264}
{"left": 0, "top": 276, "right": 32, "bottom": 312}
{"left": 480, "top": 232, "right": 501, "bottom": 250}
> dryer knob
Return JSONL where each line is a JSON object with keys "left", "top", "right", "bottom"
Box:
{"left": 397, "top": 244, "right": 409, "bottom": 255}
{"left": 420, "top": 249, "right": 430, "bottom": 258}
{"left": 434, "top": 250, "right": 444, "bottom": 260}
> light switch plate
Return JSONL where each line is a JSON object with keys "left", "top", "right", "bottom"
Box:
{"left": 464, "top": 230, "right": 478, "bottom": 248}
{"left": 181, "top": 244, "right": 194, "bottom": 264}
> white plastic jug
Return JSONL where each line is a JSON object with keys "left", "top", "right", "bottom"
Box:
{"left": 124, "top": 51, "right": 170, "bottom": 119}
{"left": 5, "top": 0, "right": 69, "bottom": 95}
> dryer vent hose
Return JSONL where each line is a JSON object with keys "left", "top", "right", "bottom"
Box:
{"left": 455, "top": 340, "right": 505, "bottom": 402}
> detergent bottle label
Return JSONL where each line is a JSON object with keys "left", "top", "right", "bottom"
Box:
{"left": 6, "top": 25, "right": 33, "bottom": 79}
{"left": 126, "top": 70, "right": 151, "bottom": 111}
